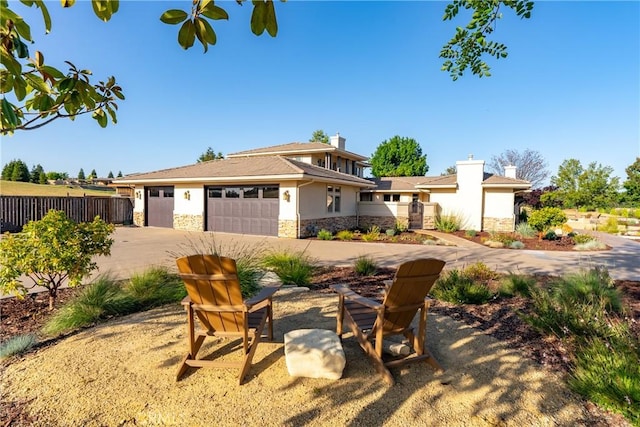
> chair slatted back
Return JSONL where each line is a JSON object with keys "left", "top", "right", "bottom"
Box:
{"left": 176, "top": 254, "right": 245, "bottom": 333}
{"left": 380, "top": 258, "right": 446, "bottom": 333}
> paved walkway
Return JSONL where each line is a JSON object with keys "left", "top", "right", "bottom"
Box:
{"left": 94, "top": 226, "right": 639, "bottom": 282}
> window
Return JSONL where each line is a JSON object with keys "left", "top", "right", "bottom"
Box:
{"left": 262, "top": 186, "right": 279, "bottom": 199}
{"left": 393, "top": 194, "right": 400, "bottom": 202}
{"left": 360, "top": 193, "right": 373, "bottom": 202}
{"left": 243, "top": 187, "right": 258, "bottom": 198}
{"left": 383, "top": 194, "right": 400, "bottom": 202}
{"left": 225, "top": 188, "right": 240, "bottom": 198}
{"left": 327, "top": 186, "right": 341, "bottom": 213}
{"left": 208, "top": 188, "right": 222, "bottom": 198}
{"left": 163, "top": 189, "right": 174, "bottom": 198}
{"left": 149, "top": 189, "right": 159, "bottom": 197}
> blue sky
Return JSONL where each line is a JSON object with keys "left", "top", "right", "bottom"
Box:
{"left": 1, "top": 1, "right": 639, "bottom": 186}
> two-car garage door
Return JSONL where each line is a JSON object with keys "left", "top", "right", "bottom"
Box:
{"left": 206, "top": 185, "right": 279, "bottom": 236}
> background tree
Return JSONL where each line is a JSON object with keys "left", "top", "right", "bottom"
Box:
{"left": 370, "top": 136, "right": 428, "bottom": 178}
{"left": 29, "top": 164, "right": 45, "bottom": 184}
{"left": 622, "top": 157, "right": 640, "bottom": 205}
{"left": 549, "top": 159, "right": 620, "bottom": 210}
{"left": 1, "top": 1, "right": 532, "bottom": 134}
{"left": 0, "top": 210, "right": 114, "bottom": 310}
{"left": 77, "top": 168, "right": 86, "bottom": 181}
{"left": 527, "top": 207, "right": 567, "bottom": 239}
{"left": 89, "top": 169, "right": 98, "bottom": 179}
{"left": 46, "top": 171, "right": 68, "bottom": 181}
{"left": 441, "top": 165, "right": 457, "bottom": 175}
{"left": 488, "top": 148, "right": 549, "bottom": 188}
{"left": 197, "top": 147, "right": 224, "bottom": 162}
{"left": 309, "top": 130, "right": 329, "bottom": 144}
{"left": 522, "top": 185, "right": 557, "bottom": 209}
{"left": 117, "top": 171, "right": 123, "bottom": 178}
{"left": 39, "top": 169, "right": 48, "bottom": 184}
{"left": 3, "top": 159, "right": 30, "bottom": 182}
{"left": 107, "top": 171, "right": 114, "bottom": 179}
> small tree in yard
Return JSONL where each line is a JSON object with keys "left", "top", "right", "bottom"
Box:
{"left": 527, "top": 207, "right": 567, "bottom": 239}
{"left": 0, "top": 210, "right": 115, "bottom": 310}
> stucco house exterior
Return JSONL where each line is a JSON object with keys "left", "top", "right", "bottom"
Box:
{"left": 114, "top": 135, "right": 530, "bottom": 238}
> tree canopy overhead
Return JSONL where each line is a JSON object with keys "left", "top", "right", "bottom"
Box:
{"left": 1, "top": 0, "right": 533, "bottom": 134}
{"left": 369, "top": 136, "right": 428, "bottom": 178}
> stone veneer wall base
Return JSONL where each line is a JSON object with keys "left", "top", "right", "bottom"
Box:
{"left": 483, "top": 217, "right": 515, "bottom": 232}
{"left": 174, "top": 214, "right": 204, "bottom": 231}
{"left": 133, "top": 211, "right": 145, "bottom": 227}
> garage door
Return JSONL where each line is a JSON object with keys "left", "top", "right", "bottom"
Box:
{"left": 206, "top": 186, "right": 279, "bottom": 236}
{"left": 146, "top": 186, "right": 174, "bottom": 228}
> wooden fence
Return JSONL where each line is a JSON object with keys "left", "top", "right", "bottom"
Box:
{"left": 0, "top": 196, "right": 134, "bottom": 232}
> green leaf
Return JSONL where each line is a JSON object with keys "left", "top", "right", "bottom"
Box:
{"left": 61, "top": 0, "right": 75, "bottom": 7}
{"left": 41, "top": 65, "right": 64, "bottom": 79}
{"left": 24, "top": 73, "right": 50, "bottom": 93}
{"left": 92, "top": 108, "right": 107, "bottom": 127}
{"left": 91, "top": 0, "right": 113, "bottom": 22}
{"left": 178, "top": 20, "right": 196, "bottom": 49}
{"left": 1, "top": 98, "right": 18, "bottom": 127}
{"left": 0, "top": 72, "right": 14, "bottom": 93}
{"left": 160, "top": 9, "right": 188, "bottom": 25}
{"left": 195, "top": 17, "right": 216, "bottom": 52}
{"left": 201, "top": 3, "right": 229, "bottom": 20}
{"left": 13, "top": 75, "right": 27, "bottom": 101}
{"left": 264, "top": 0, "right": 277, "bottom": 37}
{"left": 14, "top": 19, "right": 32, "bottom": 41}
{"left": 250, "top": 1, "right": 266, "bottom": 36}
{"left": 58, "top": 78, "right": 76, "bottom": 92}
{"left": 13, "top": 37, "right": 30, "bottom": 59}
{"left": 105, "top": 104, "right": 117, "bottom": 124}
{"left": 0, "top": 52, "right": 22, "bottom": 76}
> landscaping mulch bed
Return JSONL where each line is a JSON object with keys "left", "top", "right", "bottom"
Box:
{"left": 450, "top": 230, "right": 612, "bottom": 251}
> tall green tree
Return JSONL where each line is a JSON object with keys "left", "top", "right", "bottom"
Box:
{"left": 3, "top": 159, "right": 30, "bottom": 182}
{"left": 107, "top": 171, "right": 114, "bottom": 179}
{"left": 370, "top": 136, "right": 428, "bottom": 178}
{"left": 1, "top": 1, "right": 532, "bottom": 134}
{"left": 29, "top": 164, "right": 45, "bottom": 183}
{"left": 549, "top": 159, "right": 620, "bottom": 210}
{"left": 89, "top": 169, "right": 98, "bottom": 179}
{"left": 622, "top": 157, "right": 640, "bottom": 204}
{"left": 488, "top": 148, "right": 549, "bottom": 188}
{"left": 197, "top": 147, "right": 224, "bottom": 162}
{"left": 309, "top": 130, "right": 329, "bottom": 144}
{"left": 77, "top": 168, "right": 86, "bottom": 180}
{"left": 117, "top": 171, "right": 123, "bottom": 178}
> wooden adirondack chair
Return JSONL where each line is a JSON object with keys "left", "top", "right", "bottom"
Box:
{"left": 331, "top": 258, "right": 446, "bottom": 385}
{"left": 175, "top": 254, "right": 281, "bottom": 384}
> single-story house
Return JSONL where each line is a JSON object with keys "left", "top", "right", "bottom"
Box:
{"left": 113, "top": 134, "right": 530, "bottom": 238}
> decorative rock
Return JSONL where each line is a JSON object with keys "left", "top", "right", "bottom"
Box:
{"left": 284, "top": 329, "right": 346, "bottom": 380}
{"left": 383, "top": 341, "right": 410, "bottom": 356}
{"left": 258, "top": 271, "right": 283, "bottom": 287}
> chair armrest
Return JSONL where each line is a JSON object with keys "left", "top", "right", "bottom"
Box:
{"left": 181, "top": 296, "right": 192, "bottom": 306}
{"left": 330, "top": 284, "right": 382, "bottom": 310}
{"left": 244, "top": 285, "right": 281, "bottom": 310}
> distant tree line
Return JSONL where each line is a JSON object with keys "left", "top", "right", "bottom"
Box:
{"left": 1, "top": 159, "right": 123, "bottom": 184}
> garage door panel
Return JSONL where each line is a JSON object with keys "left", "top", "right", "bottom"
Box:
{"left": 206, "top": 186, "right": 279, "bottom": 236}
{"left": 146, "top": 186, "right": 174, "bottom": 228}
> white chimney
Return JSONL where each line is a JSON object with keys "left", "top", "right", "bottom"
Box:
{"left": 329, "top": 133, "right": 345, "bottom": 150}
{"left": 504, "top": 165, "right": 517, "bottom": 179}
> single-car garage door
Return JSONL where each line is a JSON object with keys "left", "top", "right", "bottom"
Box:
{"left": 146, "top": 186, "right": 174, "bottom": 228}
{"left": 206, "top": 185, "right": 279, "bottom": 236}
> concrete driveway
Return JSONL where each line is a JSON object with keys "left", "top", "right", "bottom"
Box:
{"left": 96, "top": 226, "right": 639, "bottom": 282}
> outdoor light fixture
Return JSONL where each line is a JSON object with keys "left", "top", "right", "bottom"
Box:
{"left": 184, "top": 190, "right": 190, "bottom": 200}
{"left": 135, "top": 190, "right": 142, "bottom": 199}
{"left": 283, "top": 190, "right": 290, "bottom": 202}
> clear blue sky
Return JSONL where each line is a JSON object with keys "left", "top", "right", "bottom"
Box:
{"left": 2, "top": 1, "right": 639, "bottom": 186}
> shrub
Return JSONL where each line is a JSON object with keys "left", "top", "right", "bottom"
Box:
{"left": 335, "top": 230, "right": 354, "bottom": 241}
{"left": 317, "top": 229, "right": 333, "bottom": 240}
{"left": 543, "top": 230, "right": 558, "bottom": 241}
{"left": 597, "top": 217, "right": 620, "bottom": 234}
{"left": 498, "top": 273, "right": 534, "bottom": 297}
{"left": 354, "top": 255, "right": 377, "bottom": 276}
{"left": 435, "top": 213, "right": 462, "bottom": 233}
{"left": 0, "top": 334, "right": 37, "bottom": 359}
{"left": 385, "top": 228, "right": 397, "bottom": 237}
{"left": 395, "top": 220, "right": 408, "bottom": 233}
{"left": 509, "top": 241, "right": 525, "bottom": 249}
{"left": 572, "top": 233, "right": 595, "bottom": 244}
{"left": 0, "top": 210, "right": 115, "bottom": 310}
{"left": 515, "top": 222, "right": 537, "bottom": 238}
{"left": 489, "top": 232, "right": 516, "bottom": 246}
{"left": 463, "top": 262, "right": 499, "bottom": 282}
{"left": 362, "top": 225, "right": 381, "bottom": 241}
{"left": 124, "top": 267, "right": 186, "bottom": 309}
{"left": 431, "top": 269, "right": 493, "bottom": 304}
{"left": 528, "top": 207, "right": 567, "bottom": 234}
{"left": 574, "top": 240, "right": 608, "bottom": 251}
{"left": 465, "top": 230, "right": 477, "bottom": 238}
{"left": 262, "top": 250, "right": 316, "bottom": 286}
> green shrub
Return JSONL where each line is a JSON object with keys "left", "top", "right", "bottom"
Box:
{"left": 515, "top": 222, "right": 537, "bottom": 238}
{"left": 124, "top": 267, "right": 185, "bottom": 309}
{"left": 489, "top": 232, "right": 517, "bottom": 245}
{"left": 509, "top": 241, "right": 525, "bottom": 249}
{"left": 395, "top": 220, "right": 408, "bottom": 233}
{"left": 435, "top": 213, "right": 462, "bottom": 233}
{"left": 335, "top": 230, "right": 354, "bottom": 241}
{"left": 262, "top": 250, "right": 315, "bottom": 286}
{"left": 609, "top": 208, "right": 620, "bottom": 216}
{"left": 597, "top": 217, "right": 620, "bottom": 234}
{"left": 572, "top": 233, "right": 595, "bottom": 244}
{"left": 465, "top": 229, "right": 477, "bottom": 238}
{"left": 569, "top": 333, "right": 640, "bottom": 423}
{"left": 574, "top": 240, "right": 608, "bottom": 251}
{"left": 431, "top": 269, "right": 493, "bottom": 304}
{"left": 498, "top": 273, "right": 534, "bottom": 297}
{"left": 317, "top": 229, "right": 333, "bottom": 240}
{"left": 544, "top": 230, "right": 558, "bottom": 241}
{"left": 463, "top": 262, "right": 499, "bottom": 282}
{"left": 385, "top": 228, "right": 397, "bottom": 237}
{"left": 0, "top": 334, "right": 37, "bottom": 359}
{"left": 42, "top": 276, "right": 135, "bottom": 336}
{"left": 362, "top": 225, "right": 381, "bottom": 241}
{"left": 528, "top": 207, "right": 567, "bottom": 233}
{"left": 354, "top": 255, "right": 377, "bottom": 276}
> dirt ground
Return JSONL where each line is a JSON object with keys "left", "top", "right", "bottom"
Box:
{"left": 2, "top": 266, "right": 636, "bottom": 426}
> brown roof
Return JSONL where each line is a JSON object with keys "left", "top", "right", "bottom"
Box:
{"left": 114, "top": 156, "right": 375, "bottom": 187}
{"left": 228, "top": 142, "right": 369, "bottom": 162}
{"left": 363, "top": 173, "right": 529, "bottom": 192}
{"left": 482, "top": 175, "right": 531, "bottom": 188}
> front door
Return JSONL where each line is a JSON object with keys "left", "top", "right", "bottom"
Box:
{"left": 409, "top": 195, "right": 423, "bottom": 229}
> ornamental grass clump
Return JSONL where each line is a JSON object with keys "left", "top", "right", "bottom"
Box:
{"left": 354, "top": 255, "right": 377, "bottom": 276}
{"left": 434, "top": 213, "right": 462, "bottom": 233}
{"left": 361, "top": 225, "right": 381, "bottom": 241}
{"left": 262, "top": 250, "right": 316, "bottom": 286}
{"left": 431, "top": 269, "right": 493, "bottom": 305}
{"left": 317, "top": 229, "right": 333, "bottom": 240}
{"left": 124, "top": 267, "right": 185, "bottom": 309}
{"left": 498, "top": 273, "right": 534, "bottom": 297}
{"left": 335, "top": 230, "right": 354, "bottom": 241}
{"left": 515, "top": 222, "right": 536, "bottom": 238}
{"left": 0, "top": 334, "right": 37, "bottom": 359}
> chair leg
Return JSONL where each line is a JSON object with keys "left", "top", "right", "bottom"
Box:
{"left": 336, "top": 294, "right": 344, "bottom": 339}
{"left": 177, "top": 305, "right": 206, "bottom": 380}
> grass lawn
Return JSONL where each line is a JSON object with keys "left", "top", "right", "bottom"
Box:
{"left": 0, "top": 180, "right": 116, "bottom": 197}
